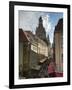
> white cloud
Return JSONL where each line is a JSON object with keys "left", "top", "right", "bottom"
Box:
{"left": 42, "top": 15, "right": 54, "bottom": 44}
{"left": 49, "top": 27, "right": 55, "bottom": 44}
{"left": 42, "top": 15, "right": 52, "bottom": 35}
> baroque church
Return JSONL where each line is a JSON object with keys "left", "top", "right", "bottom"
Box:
{"left": 36, "top": 16, "right": 47, "bottom": 42}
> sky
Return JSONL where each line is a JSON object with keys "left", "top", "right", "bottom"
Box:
{"left": 19, "top": 11, "right": 63, "bottom": 44}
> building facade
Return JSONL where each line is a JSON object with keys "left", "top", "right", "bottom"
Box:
{"left": 19, "top": 28, "right": 49, "bottom": 78}
{"left": 54, "top": 18, "right": 63, "bottom": 73}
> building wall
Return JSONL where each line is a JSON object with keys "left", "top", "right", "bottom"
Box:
{"left": 55, "top": 32, "right": 63, "bottom": 72}
{"left": 19, "top": 42, "right": 23, "bottom": 75}
{"left": 19, "top": 42, "right": 30, "bottom": 77}
{"left": 30, "top": 44, "right": 38, "bottom": 69}
{"left": 37, "top": 38, "right": 48, "bottom": 62}
{"left": 19, "top": 29, "right": 49, "bottom": 77}
{"left": 38, "top": 42, "right": 48, "bottom": 57}
{"left": 19, "top": 37, "right": 48, "bottom": 77}
{"left": 30, "top": 40, "right": 48, "bottom": 66}
{"left": 54, "top": 18, "right": 63, "bottom": 73}
{"left": 48, "top": 44, "right": 52, "bottom": 58}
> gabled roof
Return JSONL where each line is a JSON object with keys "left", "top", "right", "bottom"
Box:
{"left": 19, "top": 28, "right": 28, "bottom": 42}
{"left": 19, "top": 28, "right": 37, "bottom": 44}
{"left": 19, "top": 28, "right": 48, "bottom": 46}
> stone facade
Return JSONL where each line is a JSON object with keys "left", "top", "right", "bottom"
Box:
{"left": 36, "top": 16, "right": 46, "bottom": 42}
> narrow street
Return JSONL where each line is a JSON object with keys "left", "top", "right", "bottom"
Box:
{"left": 38, "top": 59, "right": 49, "bottom": 78}
{"left": 38, "top": 58, "right": 63, "bottom": 78}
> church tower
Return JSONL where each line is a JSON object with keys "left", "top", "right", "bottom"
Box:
{"left": 36, "top": 16, "right": 46, "bottom": 41}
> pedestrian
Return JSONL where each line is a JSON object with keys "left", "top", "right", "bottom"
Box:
{"left": 48, "top": 60, "right": 56, "bottom": 77}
